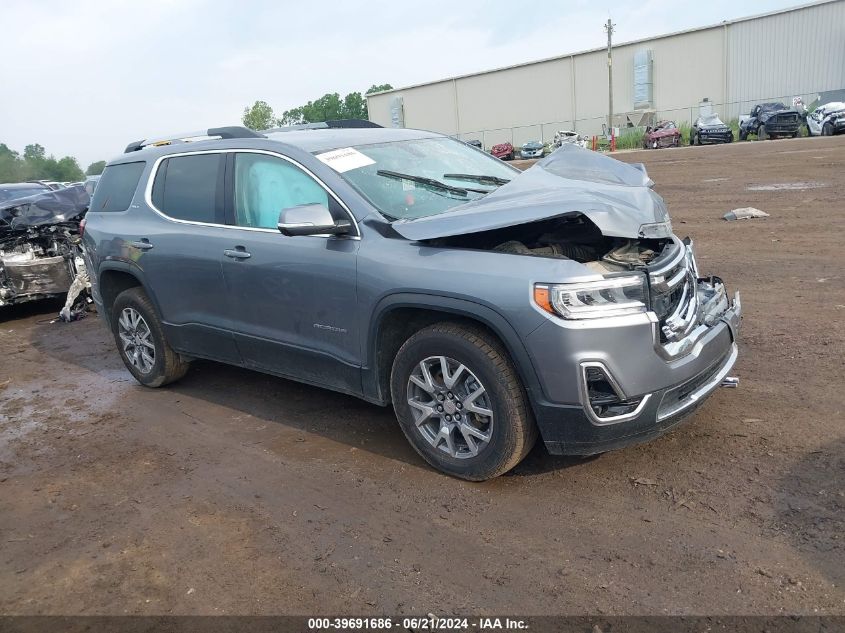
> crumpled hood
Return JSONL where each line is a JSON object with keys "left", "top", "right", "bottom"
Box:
{"left": 0, "top": 185, "right": 89, "bottom": 232}
{"left": 391, "top": 144, "right": 670, "bottom": 241}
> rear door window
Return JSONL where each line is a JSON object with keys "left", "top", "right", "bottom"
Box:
{"left": 89, "top": 162, "right": 145, "bottom": 212}
{"left": 152, "top": 154, "right": 225, "bottom": 224}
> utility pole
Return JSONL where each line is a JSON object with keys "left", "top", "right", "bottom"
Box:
{"left": 605, "top": 18, "right": 615, "bottom": 134}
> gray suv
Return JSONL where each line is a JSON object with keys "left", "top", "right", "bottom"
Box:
{"left": 83, "top": 123, "right": 741, "bottom": 480}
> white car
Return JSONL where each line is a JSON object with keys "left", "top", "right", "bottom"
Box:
{"left": 552, "top": 130, "right": 588, "bottom": 149}
{"left": 806, "top": 101, "right": 845, "bottom": 136}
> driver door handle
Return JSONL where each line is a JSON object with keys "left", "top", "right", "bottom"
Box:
{"left": 224, "top": 247, "right": 252, "bottom": 260}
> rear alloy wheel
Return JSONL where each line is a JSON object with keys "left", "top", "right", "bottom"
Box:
{"left": 111, "top": 287, "right": 189, "bottom": 388}
{"left": 390, "top": 323, "right": 537, "bottom": 480}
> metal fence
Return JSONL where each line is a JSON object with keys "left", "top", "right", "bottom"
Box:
{"left": 454, "top": 93, "right": 819, "bottom": 150}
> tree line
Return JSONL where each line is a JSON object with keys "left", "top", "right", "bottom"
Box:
{"left": 0, "top": 143, "right": 105, "bottom": 184}
{"left": 242, "top": 84, "right": 393, "bottom": 130}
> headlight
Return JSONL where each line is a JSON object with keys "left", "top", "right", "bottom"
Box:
{"left": 638, "top": 220, "right": 673, "bottom": 239}
{"left": 534, "top": 273, "right": 649, "bottom": 320}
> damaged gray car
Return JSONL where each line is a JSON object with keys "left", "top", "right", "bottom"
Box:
{"left": 1, "top": 184, "right": 89, "bottom": 311}
{"left": 83, "top": 124, "right": 741, "bottom": 480}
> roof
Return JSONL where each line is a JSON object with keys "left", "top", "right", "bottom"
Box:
{"left": 108, "top": 127, "right": 443, "bottom": 165}
{"left": 365, "top": 0, "right": 841, "bottom": 97}
{"left": 0, "top": 182, "right": 51, "bottom": 189}
{"left": 263, "top": 127, "right": 441, "bottom": 151}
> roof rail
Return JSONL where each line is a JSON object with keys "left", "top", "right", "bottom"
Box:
{"left": 124, "top": 126, "right": 265, "bottom": 153}
{"left": 263, "top": 119, "right": 383, "bottom": 134}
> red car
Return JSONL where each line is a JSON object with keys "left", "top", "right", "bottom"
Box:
{"left": 491, "top": 142, "right": 514, "bottom": 160}
{"left": 643, "top": 121, "right": 681, "bottom": 149}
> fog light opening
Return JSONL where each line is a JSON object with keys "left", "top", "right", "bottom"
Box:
{"left": 584, "top": 365, "right": 644, "bottom": 419}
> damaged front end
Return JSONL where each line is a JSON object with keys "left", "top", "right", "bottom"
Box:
{"left": 389, "top": 143, "right": 740, "bottom": 452}
{"left": 0, "top": 186, "right": 89, "bottom": 309}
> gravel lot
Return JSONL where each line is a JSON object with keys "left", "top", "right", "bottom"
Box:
{"left": 1, "top": 136, "right": 843, "bottom": 616}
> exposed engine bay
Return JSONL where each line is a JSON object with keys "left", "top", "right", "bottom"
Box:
{"left": 427, "top": 214, "right": 669, "bottom": 274}
{"left": 0, "top": 186, "right": 90, "bottom": 313}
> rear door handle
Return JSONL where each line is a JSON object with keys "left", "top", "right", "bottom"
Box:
{"left": 224, "top": 247, "right": 252, "bottom": 260}
{"left": 130, "top": 239, "right": 154, "bottom": 251}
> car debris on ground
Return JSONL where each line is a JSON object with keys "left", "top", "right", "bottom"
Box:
{"left": 723, "top": 207, "right": 770, "bottom": 221}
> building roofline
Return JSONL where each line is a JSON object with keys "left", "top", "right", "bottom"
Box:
{"left": 365, "top": 0, "right": 841, "bottom": 98}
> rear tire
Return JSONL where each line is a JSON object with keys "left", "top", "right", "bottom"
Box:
{"left": 111, "top": 287, "right": 189, "bottom": 388}
{"left": 390, "top": 323, "right": 537, "bottom": 481}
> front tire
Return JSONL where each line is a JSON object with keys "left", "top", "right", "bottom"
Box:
{"left": 758, "top": 125, "right": 767, "bottom": 141}
{"left": 822, "top": 122, "right": 834, "bottom": 136}
{"left": 390, "top": 323, "right": 537, "bottom": 481}
{"left": 111, "top": 287, "right": 189, "bottom": 388}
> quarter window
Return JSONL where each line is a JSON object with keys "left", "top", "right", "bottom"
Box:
{"left": 152, "top": 154, "right": 224, "bottom": 223}
{"left": 90, "top": 162, "right": 145, "bottom": 213}
{"left": 233, "top": 153, "right": 329, "bottom": 229}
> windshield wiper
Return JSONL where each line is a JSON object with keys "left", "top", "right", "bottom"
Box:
{"left": 443, "top": 173, "right": 511, "bottom": 186}
{"left": 376, "top": 170, "right": 490, "bottom": 196}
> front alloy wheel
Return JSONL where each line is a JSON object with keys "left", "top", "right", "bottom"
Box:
{"left": 407, "top": 356, "right": 493, "bottom": 459}
{"left": 118, "top": 307, "right": 155, "bottom": 374}
{"left": 390, "top": 323, "right": 537, "bottom": 480}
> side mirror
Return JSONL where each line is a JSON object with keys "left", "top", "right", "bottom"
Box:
{"left": 277, "top": 203, "right": 351, "bottom": 237}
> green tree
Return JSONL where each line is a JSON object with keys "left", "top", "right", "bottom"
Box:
{"left": 86, "top": 160, "right": 107, "bottom": 176}
{"left": 23, "top": 143, "right": 46, "bottom": 162}
{"left": 255, "top": 82, "right": 392, "bottom": 127}
{"left": 242, "top": 100, "right": 276, "bottom": 131}
{"left": 366, "top": 84, "right": 393, "bottom": 95}
{"left": 55, "top": 156, "right": 84, "bottom": 182}
{"left": 342, "top": 92, "right": 367, "bottom": 120}
{"left": 278, "top": 106, "right": 305, "bottom": 126}
{"left": 0, "top": 143, "right": 22, "bottom": 182}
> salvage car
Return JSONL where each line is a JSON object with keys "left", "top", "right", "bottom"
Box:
{"left": 690, "top": 114, "right": 733, "bottom": 145}
{"left": 83, "top": 123, "right": 741, "bottom": 481}
{"left": 553, "top": 130, "right": 588, "bottom": 149}
{"left": 0, "top": 185, "right": 89, "bottom": 307}
{"left": 519, "top": 141, "right": 545, "bottom": 159}
{"left": 490, "top": 142, "right": 514, "bottom": 160}
{"left": 806, "top": 101, "right": 845, "bottom": 136}
{"left": 0, "top": 182, "right": 52, "bottom": 203}
{"left": 738, "top": 102, "right": 801, "bottom": 140}
{"left": 643, "top": 121, "right": 681, "bottom": 149}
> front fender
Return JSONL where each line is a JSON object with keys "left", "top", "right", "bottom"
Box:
{"left": 362, "top": 292, "right": 545, "bottom": 411}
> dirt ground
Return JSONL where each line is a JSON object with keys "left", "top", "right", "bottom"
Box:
{"left": 1, "top": 137, "right": 843, "bottom": 616}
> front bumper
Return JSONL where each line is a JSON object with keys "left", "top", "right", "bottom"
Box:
{"left": 524, "top": 245, "right": 741, "bottom": 455}
{"left": 700, "top": 130, "right": 732, "bottom": 143}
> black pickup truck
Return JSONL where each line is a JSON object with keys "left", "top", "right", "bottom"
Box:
{"left": 739, "top": 102, "right": 801, "bottom": 140}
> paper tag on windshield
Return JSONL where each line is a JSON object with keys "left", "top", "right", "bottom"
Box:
{"left": 316, "top": 147, "right": 375, "bottom": 173}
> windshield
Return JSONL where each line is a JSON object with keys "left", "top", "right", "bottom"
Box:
{"left": 322, "top": 137, "right": 518, "bottom": 220}
{"left": 0, "top": 187, "right": 48, "bottom": 203}
{"left": 700, "top": 114, "right": 724, "bottom": 125}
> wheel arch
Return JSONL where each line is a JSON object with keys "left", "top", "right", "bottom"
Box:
{"left": 363, "top": 293, "right": 544, "bottom": 411}
{"left": 97, "top": 261, "right": 161, "bottom": 328}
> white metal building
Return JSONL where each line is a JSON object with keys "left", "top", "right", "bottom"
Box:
{"left": 366, "top": 0, "right": 845, "bottom": 147}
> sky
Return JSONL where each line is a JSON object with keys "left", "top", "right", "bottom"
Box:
{"left": 2, "top": 0, "right": 808, "bottom": 167}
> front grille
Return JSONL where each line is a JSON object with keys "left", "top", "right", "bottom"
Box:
{"left": 648, "top": 241, "right": 698, "bottom": 343}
